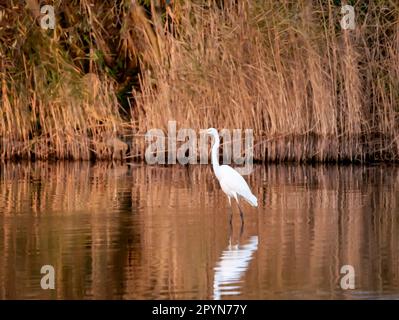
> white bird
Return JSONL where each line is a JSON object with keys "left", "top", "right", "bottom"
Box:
{"left": 206, "top": 128, "right": 258, "bottom": 224}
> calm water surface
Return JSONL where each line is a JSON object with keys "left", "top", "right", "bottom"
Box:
{"left": 0, "top": 162, "right": 398, "bottom": 299}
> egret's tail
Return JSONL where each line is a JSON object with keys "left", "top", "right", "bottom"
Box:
{"left": 245, "top": 193, "right": 258, "bottom": 207}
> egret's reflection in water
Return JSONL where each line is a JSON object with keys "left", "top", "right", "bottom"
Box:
{"left": 213, "top": 233, "right": 258, "bottom": 300}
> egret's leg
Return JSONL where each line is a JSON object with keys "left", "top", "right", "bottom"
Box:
{"left": 228, "top": 218, "right": 233, "bottom": 250}
{"left": 236, "top": 199, "right": 245, "bottom": 226}
{"left": 227, "top": 196, "right": 233, "bottom": 226}
{"left": 239, "top": 216, "right": 244, "bottom": 237}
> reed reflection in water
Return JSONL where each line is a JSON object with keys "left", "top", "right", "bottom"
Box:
{"left": 0, "top": 162, "right": 399, "bottom": 299}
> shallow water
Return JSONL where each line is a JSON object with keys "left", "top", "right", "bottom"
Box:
{"left": 0, "top": 162, "right": 398, "bottom": 299}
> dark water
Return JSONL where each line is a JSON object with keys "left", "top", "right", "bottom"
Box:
{"left": 0, "top": 162, "right": 399, "bottom": 299}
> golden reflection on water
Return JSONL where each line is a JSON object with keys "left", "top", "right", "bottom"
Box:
{"left": 0, "top": 162, "right": 399, "bottom": 299}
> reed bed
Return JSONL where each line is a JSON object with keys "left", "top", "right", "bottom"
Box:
{"left": 1, "top": 1, "right": 398, "bottom": 162}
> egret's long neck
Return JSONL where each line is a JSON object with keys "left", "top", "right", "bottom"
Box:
{"left": 211, "top": 133, "right": 221, "bottom": 179}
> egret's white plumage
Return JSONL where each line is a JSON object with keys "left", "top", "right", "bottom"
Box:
{"left": 218, "top": 165, "right": 258, "bottom": 206}
{"left": 206, "top": 128, "right": 257, "bottom": 221}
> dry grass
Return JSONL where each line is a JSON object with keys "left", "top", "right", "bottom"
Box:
{"left": 133, "top": 0, "right": 399, "bottom": 162}
{"left": 0, "top": 1, "right": 398, "bottom": 162}
{"left": 0, "top": 0, "right": 128, "bottom": 160}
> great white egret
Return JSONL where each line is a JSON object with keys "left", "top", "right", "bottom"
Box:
{"left": 206, "top": 128, "right": 258, "bottom": 224}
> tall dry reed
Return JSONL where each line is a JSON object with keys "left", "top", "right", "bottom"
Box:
{"left": 133, "top": 0, "right": 399, "bottom": 162}
{"left": 1, "top": 1, "right": 398, "bottom": 162}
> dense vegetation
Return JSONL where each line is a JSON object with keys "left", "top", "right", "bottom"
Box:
{"left": 0, "top": 0, "right": 398, "bottom": 162}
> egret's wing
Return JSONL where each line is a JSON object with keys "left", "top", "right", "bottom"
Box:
{"left": 219, "top": 165, "right": 254, "bottom": 200}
